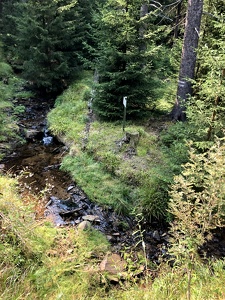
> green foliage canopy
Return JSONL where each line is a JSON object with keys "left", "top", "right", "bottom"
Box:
{"left": 92, "top": 0, "right": 167, "bottom": 120}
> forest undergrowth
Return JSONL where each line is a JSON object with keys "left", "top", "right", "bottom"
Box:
{"left": 0, "top": 72, "right": 225, "bottom": 299}
{"left": 1, "top": 0, "right": 225, "bottom": 297}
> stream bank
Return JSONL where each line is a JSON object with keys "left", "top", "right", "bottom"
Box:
{"left": 1, "top": 92, "right": 225, "bottom": 273}
{"left": 0, "top": 94, "right": 170, "bottom": 266}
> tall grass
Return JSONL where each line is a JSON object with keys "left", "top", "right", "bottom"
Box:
{"left": 0, "top": 175, "right": 111, "bottom": 300}
{"left": 1, "top": 143, "right": 225, "bottom": 299}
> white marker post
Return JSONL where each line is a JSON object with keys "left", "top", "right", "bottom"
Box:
{"left": 123, "top": 96, "right": 127, "bottom": 132}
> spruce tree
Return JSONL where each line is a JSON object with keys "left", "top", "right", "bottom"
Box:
{"left": 74, "top": 0, "right": 99, "bottom": 67}
{"left": 1, "top": 0, "right": 21, "bottom": 65}
{"left": 92, "top": 0, "right": 163, "bottom": 120}
{"left": 3, "top": 0, "right": 88, "bottom": 94}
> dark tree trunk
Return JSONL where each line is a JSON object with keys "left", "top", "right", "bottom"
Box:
{"left": 139, "top": 3, "right": 148, "bottom": 52}
{"left": 173, "top": 0, "right": 182, "bottom": 40}
{"left": 172, "top": 0, "right": 203, "bottom": 121}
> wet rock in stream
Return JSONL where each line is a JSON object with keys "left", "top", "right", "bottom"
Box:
{"left": 44, "top": 189, "right": 136, "bottom": 245}
{"left": 43, "top": 186, "right": 172, "bottom": 264}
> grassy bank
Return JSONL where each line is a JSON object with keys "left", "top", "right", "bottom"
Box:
{"left": 0, "top": 42, "right": 32, "bottom": 158}
{"left": 1, "top": 157, "right": 224, "bottom": 300}
{"left": 0, "top": 175, "right": 109, "bottom": 299}
{"left": 0, "top": 71, "right": 224, "bottom": 299}
{"left": 47, "top": 71, "right": 174, "bottom": 219}
{"left": 1, "top": 174, "right": 225, "bottom": 300}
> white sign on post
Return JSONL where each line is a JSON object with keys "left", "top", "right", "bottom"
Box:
{"left": 122, "top": 96, "right": 127, "bottom": 132}
{"left": 123, "top": 96, "right": 127, "bottom": 107}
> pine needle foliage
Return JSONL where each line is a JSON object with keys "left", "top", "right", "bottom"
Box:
{"left": 92, "top": 0, "right": 167, "bottom": 120}
{"left": 3, "top": 0, "right": 85, "bottom": 94}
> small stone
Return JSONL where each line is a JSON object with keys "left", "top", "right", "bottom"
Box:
{"left": 106, "top": 235, "right": 113, "bottom": 241}
{"left": 100, "top": 253, "right": 126, "bottom": 275}
{"left": 67, "top": 185, "right": 74, "bottom": 192}
{"left": 25, "top": 129, "right": 40, "bottom": 139}
{"left": 112, "top": 233, "right": 120, "bottom": 236}
{"left": 82, "top": 215, "right": 100, "bottom": 222}
{"left": 77, "top": 220, "right": 91, "bottom": 231}
{"left": 153, "top": 230, "right": 161, "bottom": 241}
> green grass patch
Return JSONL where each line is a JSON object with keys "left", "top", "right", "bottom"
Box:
{"left": 48, "top": 71, "right": 174, "bottom": 220}
{"left": 48, "top": 73, "right": 91, "bottom": 154}
{"left": 0, "top": 48, "right": 30, "bottom": 153}
{"left": 0, "top": 175, "right": 110, "bottom": 300}
{"left": 61, "top": 153, "right": 133, "bottom": 214}
{"left": 1, "top": 159, "right": 225, "bottom": 300}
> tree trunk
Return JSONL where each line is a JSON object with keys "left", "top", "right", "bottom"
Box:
{"left": 173, "top": 0, "right": 182, "bottom": 40}
{"left": 172, "top": 0, "right": 203, "bottom": 121}
{"left": 139, "top": 3, "right": 148, "bottom": 52}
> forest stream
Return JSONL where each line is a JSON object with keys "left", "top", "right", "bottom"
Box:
{"left": 0, "top": 95, "right": 169, "bottom": 264}
{"left": 1, "top": 95, "right": 225, "bottom": 267}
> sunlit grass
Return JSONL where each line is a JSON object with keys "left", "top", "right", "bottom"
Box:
{"left": 48, "top": 71, "right": 172, "bottom": 218}
{"left": 1, "top": 158, "right": 225, "bottom": 300}
{"left": 61, "top": 153, "right": 133, "bottom": 214}
{"left": 0, "top": 175, "right": 110, "bottom": 300}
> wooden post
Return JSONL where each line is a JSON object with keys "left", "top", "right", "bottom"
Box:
{"left": 123, "top": 96, "right": 127, "bottom": 132}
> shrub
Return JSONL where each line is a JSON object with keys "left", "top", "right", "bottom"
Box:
{"left": 168, "top": 138, "right": 225, "bottom": 299}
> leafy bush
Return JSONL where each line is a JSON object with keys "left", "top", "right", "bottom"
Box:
{"left": 168, "top": 138, "right": 225, "bottom": 299}
{"left": 0, "top": 62, "right": 12, "bottom": 78}
{"left": 160, "top": 122, "right": 190, "bottom": 170}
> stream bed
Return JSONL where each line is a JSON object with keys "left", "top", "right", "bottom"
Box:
{"left": 1, "top": 94, "right": 225, "bottom": 265}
